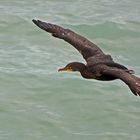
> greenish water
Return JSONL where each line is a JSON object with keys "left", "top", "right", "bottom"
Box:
{"left": 0, "top": 0, "right": 140, "bottom": 140}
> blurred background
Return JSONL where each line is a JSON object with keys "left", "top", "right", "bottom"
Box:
{"left": 0, "top": 0, "right": 140, "bottom": 140}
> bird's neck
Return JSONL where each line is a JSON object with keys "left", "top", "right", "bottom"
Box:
{"left": 79, "top": 66, "right": 94, "bottom": 79}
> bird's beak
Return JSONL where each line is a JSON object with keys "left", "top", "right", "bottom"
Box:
{"left": 58, "top": 68, "right": 64, "bottom": 72}
{"left": 58, "top": 67, "right": 73, "bottom": 72}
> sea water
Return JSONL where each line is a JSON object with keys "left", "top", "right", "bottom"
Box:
{"left": 0, "top": 0, "right": 140, "bottom": 140}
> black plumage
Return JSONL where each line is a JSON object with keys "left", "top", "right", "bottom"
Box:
{"left": 32, "top": 19, "right": 140, "bottom": 96}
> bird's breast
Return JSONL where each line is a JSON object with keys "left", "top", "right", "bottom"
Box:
{"left": 80, "top": 70, "right": 95, "bottom": 79}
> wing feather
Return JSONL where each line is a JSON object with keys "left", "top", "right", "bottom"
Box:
{"left": 32, "top": 19, "right": 104, "bottom": 60}
{"left": 101, "top": 66, "right": 140, "bottom": 96}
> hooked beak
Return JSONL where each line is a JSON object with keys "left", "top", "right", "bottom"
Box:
{"left": 58, "top": 67, "right": 73, "bottom": 72}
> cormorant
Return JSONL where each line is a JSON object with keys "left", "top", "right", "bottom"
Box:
{"left": 32, "top": 19, "right": 140, "bottom": 96}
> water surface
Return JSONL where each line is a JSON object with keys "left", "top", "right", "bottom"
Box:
{"left": 0, "top": 0, "right": 140, "bottom": 140}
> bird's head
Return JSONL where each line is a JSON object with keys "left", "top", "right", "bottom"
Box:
{"left": 58, "top": 62, "right": 86, "bottom": 72}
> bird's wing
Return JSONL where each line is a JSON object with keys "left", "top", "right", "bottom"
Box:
{"left": 32, "top": 19, "right": 105, "bottom": 60}
{"left": 101, "top": 65, "right": 140, "bottom": 96}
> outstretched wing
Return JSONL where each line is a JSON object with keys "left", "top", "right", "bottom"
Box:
{"left": 101, "top": 65, "right": 140, "bottom": 96}
{"left": 32, "top": 19, "right": 105, "bottom": 60}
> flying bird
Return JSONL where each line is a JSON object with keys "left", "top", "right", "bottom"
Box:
{"left": 32, "top": 19, "right": 140, "bottom": 96}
